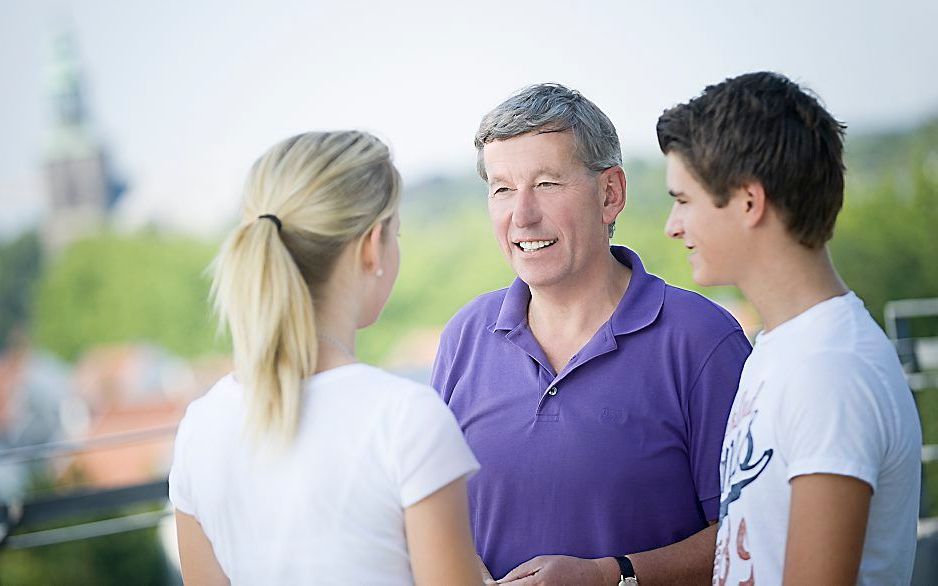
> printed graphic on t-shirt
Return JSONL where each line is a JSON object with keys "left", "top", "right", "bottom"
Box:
{"left": 715, "top": 516, "right": 756, "bottom": 586}
{"left": 713, "top": 383, "right": 773, "bottom": 585}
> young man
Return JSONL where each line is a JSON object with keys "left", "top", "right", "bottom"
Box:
{"left": 658, "top": 71, "right": 922, "bottom": 585}
{"left": 432, "top": 83, "right": 751, "bottom": 585}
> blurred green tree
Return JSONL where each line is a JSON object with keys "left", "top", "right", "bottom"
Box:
{"left": 0, "top": 230, "right": 42, "bottom": 349}
{"left": 31, "top": 232, "right": 226, "bottom": 362}
{"left": 832, "top": 119, "right": 938, "bottom": 325}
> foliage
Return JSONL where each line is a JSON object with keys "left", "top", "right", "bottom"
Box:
{"left": 31, "top": 232, "right": 226, "bottom": 361}
{"left": 831, "top": 119, "right": 938, "bottom": 326}
{"left": 0, "top": 521, "right": 171, "bottom": 585}
{"left": 0, "top": 230, "right": 42, "bottom": 349}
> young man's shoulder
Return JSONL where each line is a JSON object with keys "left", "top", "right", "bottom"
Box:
{"left": 776, "top": 293, "right": 895, "bottom": 363}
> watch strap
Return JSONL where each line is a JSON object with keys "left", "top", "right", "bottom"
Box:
{"left": 614, "top": 555, "right": 637, "bottom": 584}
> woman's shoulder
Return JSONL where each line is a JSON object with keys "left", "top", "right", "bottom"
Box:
{"left": 321, "top": 364, "right": 440, "bottom": 402}
{"left": 178, "top": 373, "right": 242, "bottom": 427}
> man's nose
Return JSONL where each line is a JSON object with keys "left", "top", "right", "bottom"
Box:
{"left": 512, "top": 187, "right": 542, "bottom": 228}
{"left": 664, "top": 205, "right": 683, "bottom": 239}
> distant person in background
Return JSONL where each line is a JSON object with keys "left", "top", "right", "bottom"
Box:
{"left": 432, "top": 83, "right": 751, "bottom": 585}
{"left": 169, "top": 131, "right": 485, "bottom": 585}
{"left": 658, "top": 71, "right": 922, "bottom": 585}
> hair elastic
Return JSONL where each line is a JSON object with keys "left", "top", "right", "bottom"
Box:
{"left": 257, "top": 214, "right": 282, "bottom": 231}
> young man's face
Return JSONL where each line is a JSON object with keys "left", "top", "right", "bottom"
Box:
{"left": 483, "top": 130, "right": 615, "bottom": 290}
{"left": 664, "top": 153, "right": 746, "bottom": 286}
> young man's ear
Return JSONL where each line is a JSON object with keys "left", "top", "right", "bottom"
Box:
{"left": 739, "top": 181, "right": 768, "bottom": 228}
{"left": 601, "top": 166, "right": 627, "bottom": 226}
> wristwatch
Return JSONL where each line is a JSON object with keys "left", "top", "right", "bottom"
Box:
{"left": 615, "top": 555, "right": 639, "bottom": 585}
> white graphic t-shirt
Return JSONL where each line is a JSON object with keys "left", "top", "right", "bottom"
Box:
{"left": 714, "top": 292, "right": 921, "bottom": 586}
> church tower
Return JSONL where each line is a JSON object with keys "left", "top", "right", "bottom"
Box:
{"left": 41, "top": 29, "right": 125, "bottom": 253}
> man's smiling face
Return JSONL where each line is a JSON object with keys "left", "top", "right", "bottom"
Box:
{"left": 483, "top": 130, "right": 613, "bottom": 290}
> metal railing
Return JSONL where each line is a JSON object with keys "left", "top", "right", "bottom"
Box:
{"left": 885, "top": 298, "right": 938, "bottom": 474}
{"left": 0, "top": 425, "right": 176, "bottom": 549}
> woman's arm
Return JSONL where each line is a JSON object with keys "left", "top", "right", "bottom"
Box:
{"left": 404, "top": 477, "right": 484, "bottom": 586}
{"left": 175, "top": 509, "right": 229, "bottom": 586}
{"left": 783, "top": 473, "right": 872, "bottom": 585}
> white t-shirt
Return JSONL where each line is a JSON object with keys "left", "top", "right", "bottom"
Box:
{"left": 713, "top": 292, "right": 921, "bottom": 586}
{"left": 169, "top": 363, "right": 479, "bottom": 585}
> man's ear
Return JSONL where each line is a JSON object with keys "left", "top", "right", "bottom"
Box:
{"left": 739, "top": 181, "right": 768, "bottom": 228}
{"left": 359, "top": 221, "right": 385, "bottom": 274}
{"left": 600, "top": 166, "right": 627, "bottom": 226}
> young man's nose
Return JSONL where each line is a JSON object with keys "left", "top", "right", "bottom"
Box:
{"left": 664, "top": 207, "right": 684, "bottom": 239}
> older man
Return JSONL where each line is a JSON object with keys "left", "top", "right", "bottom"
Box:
{"left": 431, "top": 84, "right": 751, "bottom": 585}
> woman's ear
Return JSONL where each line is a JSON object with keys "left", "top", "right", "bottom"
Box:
{"left": 359, "top": 221, "right": 385, "bottom": 275}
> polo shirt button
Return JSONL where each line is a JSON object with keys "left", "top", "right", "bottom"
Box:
{"left": 547, "top": 386, "right": 558, "bottom": 396}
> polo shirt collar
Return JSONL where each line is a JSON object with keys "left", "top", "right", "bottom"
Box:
{"left": 489, "top": 245, "right": 665, "bottom": 336}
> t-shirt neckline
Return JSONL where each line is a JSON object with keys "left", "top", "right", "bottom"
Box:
{"left": 756, "top": 291, "right": 857, "bottom": 345}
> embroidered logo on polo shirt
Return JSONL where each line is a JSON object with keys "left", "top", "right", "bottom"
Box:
{"left": 600, "top": 407, "right": 625, "bottom": 425}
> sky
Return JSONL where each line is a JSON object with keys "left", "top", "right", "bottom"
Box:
{"left": 2, "top": 0, "right": 937, "bottom": 237}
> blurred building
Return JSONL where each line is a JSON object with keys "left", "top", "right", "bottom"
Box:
{"left": 66, "top": 345, "right": 229, "bottom": 488}
{"left": 41, "top": 28, "right": 125, "bottom": 254}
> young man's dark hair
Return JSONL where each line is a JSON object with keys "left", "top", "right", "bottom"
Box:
{"left": 656, "top": 71, "right": 847, "bottom": 248}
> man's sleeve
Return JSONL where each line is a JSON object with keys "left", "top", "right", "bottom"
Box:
{"left": 430, "top": 321, "right": 458, "bottom": 402}
{"left": 686, "top": 329, "right": 751, "bottom": 521}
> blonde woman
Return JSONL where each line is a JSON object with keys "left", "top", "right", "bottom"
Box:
{"left": 168, "top": 131, "right": 483, "bottom": 585}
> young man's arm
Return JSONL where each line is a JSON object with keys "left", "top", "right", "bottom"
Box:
{"left": 499, "top": 523, "right": 717, "bottom": 585}
{"left": 782, "top": 473, "right": 872, "bottom": 585}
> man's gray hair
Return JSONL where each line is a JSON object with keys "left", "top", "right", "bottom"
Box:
{"left": 474, "top": 83, "right": 623, "bottom": 237}
{"left": 474, "top": 83, "right": 622, "bottom": 179}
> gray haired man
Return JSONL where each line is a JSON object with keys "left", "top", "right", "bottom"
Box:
{"left": 431, "top": 83, "right": 751, "bottom": 584}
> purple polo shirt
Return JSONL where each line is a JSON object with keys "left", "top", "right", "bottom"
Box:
{"left": 431, "top": 246, "right": 750, "bottom": 580}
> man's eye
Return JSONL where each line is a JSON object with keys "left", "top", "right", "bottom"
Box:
{"left": 491, "top": 187, "right": 511, "bottom": 197}
{"left": 537, "top": 182, "right": 558, "bottom": 188}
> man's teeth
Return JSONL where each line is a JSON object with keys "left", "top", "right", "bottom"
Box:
{"left": 518, "top": 240, "right": 557, "bottom": 251}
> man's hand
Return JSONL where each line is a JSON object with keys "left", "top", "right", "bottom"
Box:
{"left": 498, "top": 555, "right": 615, "bottom": 585}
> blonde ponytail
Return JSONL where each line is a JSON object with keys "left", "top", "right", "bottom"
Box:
{"left": 211, "top": 131, "right": 400, "bottom": 443}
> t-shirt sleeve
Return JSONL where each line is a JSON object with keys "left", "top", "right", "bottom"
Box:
{"left": 168, "top": 407, "right": 197, "bottom": 516}
{"left": 388, "top": 386, "right": 480, "bottom": 508}
{"left": 776, "top": 352, "right": 888, "bottom": 491}
{"left": 687, "top": 329, "right": 751, "bottom": 521}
